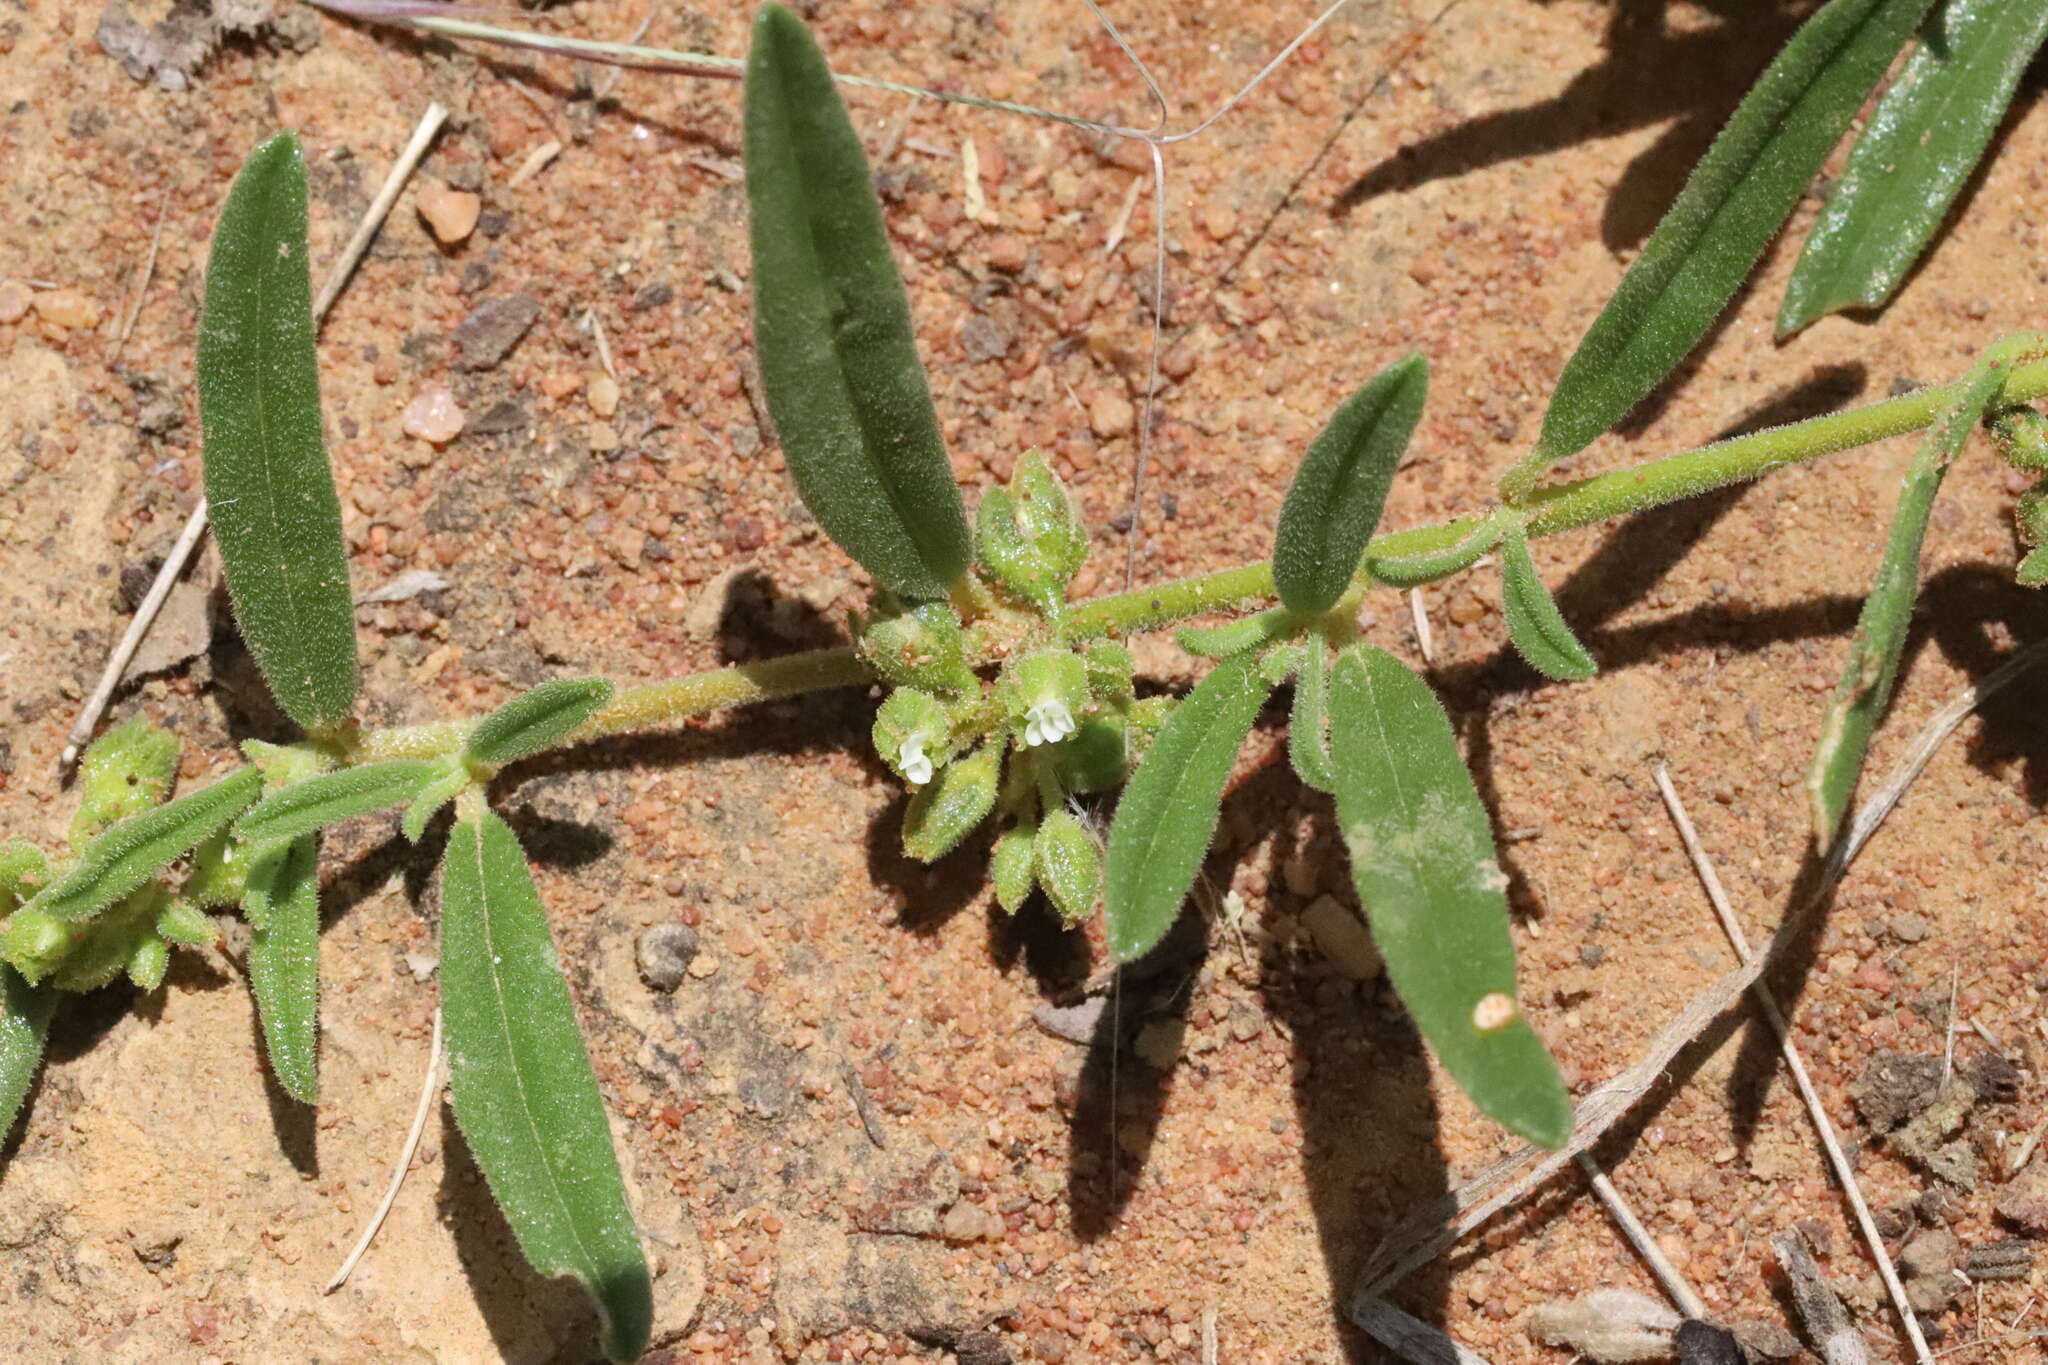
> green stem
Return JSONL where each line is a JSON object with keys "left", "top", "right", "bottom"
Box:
{"left": 346, "top": 355, "right": 2048, "bottom": 753}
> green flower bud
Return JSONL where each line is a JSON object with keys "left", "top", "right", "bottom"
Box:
{"left": 902, "top": 747, "right": 1000, "bottom": 863}
{"left": 72, "top": 715, "right": 180, "bottom": 844}
{"left": 181, "top": 831, "right": 250, "bottom": 909}
{"left": 1992, "top": 407, "right": 2048, "bottom": 474}
{"left": 127, "top": 935, "right": 170, "bottom": 993}
{"left": 1034, "top": 807, "right": 1102, "bottom": 925}
{"left": 873, "top": 688, "right": 956, "bottom": 786}
{"left": 156, "top": 899, "right": 218, "bottom": 948}
{"left": 240, "top": 738, "right": 336, "bottom": 786}
{"left": 2018, "top": 480, "right": 2048, "bottom": 587}
{"left": 990, "top": 821, "right": 1038, "bottom": 914}
{"left": 1083, "top": 641, "right": 1135, "bottom": 707}
{"left": 858, "top": 602, "right": 978, "bottom": 694}
{"left": 3, "top": 906, "right": 71, "bottom": 984}
{"left": 0, "top": 841, "right": 51, "bottom": 913}
{"left": 1051, "top": 714, "right": 1128, "bottom": 795}
{"left": 975, "top": 451, "right": 1086, "bottom": 612}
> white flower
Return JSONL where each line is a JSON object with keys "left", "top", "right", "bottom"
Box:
{"left": 1022, "top": 699, "right": 1075, "bottom": 747}
{"left": 899, "top": 735, "right": 934, "bottom": 785}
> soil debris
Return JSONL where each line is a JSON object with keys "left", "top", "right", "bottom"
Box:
{"left": 635, "top": 922, "right": 699, "bottom": 992}
{"left": 1997, "top": 1164, "right": 2048, "bottom": 1233}
{"left": 1850, "top": 1050, "right": 1943, "bottom": 1131}
{"left": 1673, "top": 1321, "right": 1745, "bottom": 1365}
{"left": 1527, "top": 1289, "right": 1678, "bottom": 1362}
{"left": 96, "top": 0, "right": 313, "bottom": 90}
{"left": 452, "top": 293, "right": 541, "bottom": 370}
{"left": 909, "top": 1324, "right": 1013, "bottom": 1365}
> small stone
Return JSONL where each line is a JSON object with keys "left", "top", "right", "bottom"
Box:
{"left": 401, "top": 387, "right": 466, "bottom": 444}
{"left": 1888, "top": 912, "right": 1930, "bottom": 942}
{"left": 0, "top": 279, "right": 29, "bottom": 323}
{"left": 1133, "top": 1017, "right": 1183, "bottom": 1070}
{"left": 1900, "top": 1227, "right": 1961, "bottom": 1280}
{"left": 1201, "top": 200, "right": 1238, "bottom": 241}
{"left": 961, "top": 314, "right": 1010, "bottom": 362}
{"left": 685, "top": 953, "right": 719, "bottom": 980}
{"left": 587, "top": 373, "right": 621, "bottom": 418}
{"left": 1088, "top": 390, "right": 1135, "bottom": 439}
{"left": 1303, "top": 894, "right": 1382, "bottom": 980}
{"left": 452, "top": 293, "right": 541, "bottom": 370}
{"left": 636, "top": 923, "right": 699, "bottom": 991}
{"left": 416, "top": 180, "right": 482, "bottom": 244}
{"left": 33, "top": 288, "right": 100, "bottom": 330}
{"left": 940, "top": 1200, "right": 994, "bottom": 1243}
{"left": 1033, "top": 996, "right": 1107, "bottom": 1045}
{"left": 1996, "top": 1165, "right": 2048, "bottom": 1233}
{"left": 587, "top": 421, "right": 620, "bottom": 452}
{"left": 985, "top": 233, "right": 1028, "bottom": 272}
{"left": 1728, "top": 1320, "right": 1801, "bottom": 1361}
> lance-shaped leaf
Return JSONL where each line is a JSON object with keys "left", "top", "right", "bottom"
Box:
{"left": 1287, "top": 637, "right": 1336, "bottom": 793}
{"left": 1328, "top": 645, "right": 1571, "bottom": 1147}
{"left": 1104, "top": 652, "right": 1272, "bottom": 962}
{"left": 466, "top": 678, "right": 616, "bottom": 768}
{"left": 245, "top": 835, "right": 321, "bottom": 1103}
{"left": 1806, "top": 340, "right": 2030, "bottom": 841}
{"left": 440, "top": 810, "right": 652, "bottom": 1363}
{"left": 0, "top": 963, "right": 57, "bottom": 1144}
{"left": 1499, "top": 522, "right": 1597, "bottom": 682}
{"left": 26, "top": 767, "right": 263, "bottom": 924}
{"left": 744, "top": 4, "right": 970, "bottom": 602}
{"left": 236, "top": 759, "right": 442, "bottom": 848}
{"left": 1274, "top": 353, "right": 1428, "bottom": 613}
{"left": 198, "top": 133, "right": 358, "bottom": 731}
{"left": 1506, "top": 0, "right": 1936, "bottom": 498}
{"left": 402, "top": 758, "right": 471, "bottom": 844}
{"left": 1780, "top": 1, "right": 2048, "bottom": 335}
{"left": 1365, "top": 519, "right": 1503, "bottom": 589}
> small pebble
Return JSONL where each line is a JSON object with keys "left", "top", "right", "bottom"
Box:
{"left": 416, "top": 180, "right": 482, "bottom": 245}
{"left": 587, "top": 372, "right": 621, "bottom": 418}
{"left": 401, "top": 387, "right": 466, "bottom": 444}
{"left": 686, "top": 953, "right": 719, "bottom": 980}
{"left": 636, "top": 923, "right": 699, "bottom": 992}
{"left": 0, "top": 279, "right": 29, "bottom": 323}
{"left": 1889, "top": 911, "right": 1930, "bottom": 943}
{"left": 1202, "top": 200, "right": 1239, "bottom": 241}
{"left": 1303, "top": 894, "right": 1382, "bottom": 980}
{"left": 33, "top": 287, "right": 100, "bottom": 330}
{"left": 1088, "top": 390, "right": 1135, "bottom": 439}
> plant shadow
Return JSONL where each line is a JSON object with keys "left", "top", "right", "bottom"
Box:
{"left": 439, "top": 1105, "right": 604, "bottom": 1365}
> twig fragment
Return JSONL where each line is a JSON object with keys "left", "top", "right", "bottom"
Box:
{"left": 1774, "top": 1231, "right": 1872, "bottom": 1365}
{"left": 1350, "top": 1294, "right": 1497, "bottom": 1365}
{"left": 1573, "top": 1151, "right": 1706, "bottom": 1318}
{"left": 325, "top": 1007, "right": 443, "bottom": 1294}
{"left": 1656, "top": 766, "right": 1932, "bottom": 1365}
{"left": 110, "top": 179, "right": 173, "bottom": 364}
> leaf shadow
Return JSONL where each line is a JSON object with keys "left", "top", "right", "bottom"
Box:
{"left": 438, "top": 1105, "right": 603, "bottom": 1365}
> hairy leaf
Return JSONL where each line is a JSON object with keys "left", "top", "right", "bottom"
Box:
{"left": 1499, "top": 522, "right": 1598, "bottom": 681}
{"left": 236, "top": 759, "right": 442, "bottom": 848}
{"left": 72, "top": 715, "right": 180, "bottom": 844}
{"left": 440, "top": 811, "right": 652, "bottom": 1363}
{"left": 1364, "top": 520, "right": 1504, "bottom": 589}
{"left": 1509, "top": 0, "right": 1936, "bottom": 496}
{"left": 1034, "top": 808, "right": 1102, "bottom": 925}
{"left": 0, "top": 963, "right": 56, "bottom": 1145}
{"left": 1104, "top": 652, "right": 1271, "bottom": 962}
{"left": 1780, "top": 0, "right": 2048, "bottom": 334}
{"left": 466, "top": 678, "right": 616, "bottom": 767}
{"left": 901, "top": 747, "right": 1000, "bottom": 862}
{"left": 1273, "top": 353, "right": 1428, "bottom": 613}
{"left": 1287, "top": 638, "right": 1336, "bottom": 793}
{"left": 1178, "top": 607, "right": 1295, "bottom": 660}
{"left": 402, "top": 759, "right": 471, "bottom": 844}
{"left": 26, "top": 767, "right": 263, "bottom": 923}
{"left": 1328, "top": 645, "right": 1570, "bottom": 1147}
{"left": 245, "top": 835, "right": 321, "bottom": 1103}
{"left": 744, "top": 4, "right": 970, "bottom": 601}
{"left": 990, "top": 822, "right": 1037, "bottom": 914}
{"left": 198, "top": 132, "right": 359, "bottom": 730}
{"left": 1807, "top": 338, "right": 2035, "bottom": 840}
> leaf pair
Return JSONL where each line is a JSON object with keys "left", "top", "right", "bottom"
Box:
{"left": 1506, "top": 0, "right": 1939, "bottom": 499}
{"left": 1101, "top": 643, "right": 1570, "bottom": 1146}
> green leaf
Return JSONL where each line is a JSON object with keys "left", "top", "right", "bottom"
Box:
{"left": 1507, "top": 0, "right": 1937, "bottom": 497}
{"left": 1287, "top": 638, "right": 1336, "bottom": 793}
{"left": 1034, "top": 808, "right": 1102, "bottom": 925}
{"left": 198, "top": 133, "right": 358, "bottom": 731}
{"left": 1177, "top": 606, "right": 1296, "bottom": 660}
{"left": 977, "top": 452, "right": 1087, "bottom": 613}
{"left": 72, "top": 715, "right": 180, "bottom": 844}
{"left": 1327, "top": 644, "right": 1571, "bottom": 1147}
{"left": 1273, "top": 353, "right": 1428, "bottom": 613}
{"left": 402, "top": 759, "right": 471, "bottom": 844}
{"left": 744, "top": 4, "right": 970, "bottom": 602}
{"left": 901, "top": 747, "right": 1000, "bottom": 862}
{"left": 0, "top": 842, "right": 51, "bottom": 911}
{"left": 236, "top": 759, "right": 442, "bottom": 848}
{"left": 0, "top": 963, "right": 56, "bottom": 1145}
{"left": 244, "top": 835, "right": 321, "bottom": 1102}
{"left": 26, "top": 767, "right": 263, "bottom": 923}
{"left": 1806, "top": 338, "right": 2036, "bottom": 841}
{"left": 1499, "top": 522, "right": 1597, "bottom": 681}
{"left": 440, "top": 810, "right": 652, "bottom": 1363}
{"left": 466, "top": 678, "right": 616, "bottom": 768}
{"left": 1104, "top": 652, "right": 1271, "bottom": 962}
{"left": 1780, "top": 0, "right": 2048, "bottom": 334}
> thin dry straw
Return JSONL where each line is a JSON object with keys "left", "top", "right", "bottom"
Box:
{"left": 1655, "top": 765, "right": 1929, "bottom": 1365}
{"left": 325, "top": 1007, "right": 443, "bottom": 1293}
{"left": 61, "top": 102, "right": 449, "bottom": 772}
{"left": 1572, "top": 1151, "right": 1706, "bottom": 1319}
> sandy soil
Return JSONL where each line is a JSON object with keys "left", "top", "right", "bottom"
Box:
{"left": 3, "top": 2, "right": 2047, "bottom": 1362}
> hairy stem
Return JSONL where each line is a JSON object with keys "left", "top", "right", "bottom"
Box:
{"left": 347, "top": 355, "right": 2048, "bottom": 754}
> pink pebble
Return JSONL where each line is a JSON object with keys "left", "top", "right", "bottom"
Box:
{"left": 402, "top": 387, "right": 465, "bottom": 444}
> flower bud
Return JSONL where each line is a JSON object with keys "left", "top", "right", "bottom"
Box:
{"left": 902, "top": 747, "right": 1001, "bottom": 863}
{"left": 873, "top": 688, "right": 956, "bottom": 786}
{"left": 975, "top": 451, "right": 1086, "bottom": 613}
{"left": 990, "top": 821, "right": 1038, "bottom": 914}
{"left": 858, "top": 602, "right": 977, "bottom": 694}
{"left": 1011, "top": 652, "right": 1087, "bottom": 747}
{"left": 127, "top": 935, "right": 170, "bottom": 993}
{"left": 1034, "top": 808, "right": 1102, "bottom": 925}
